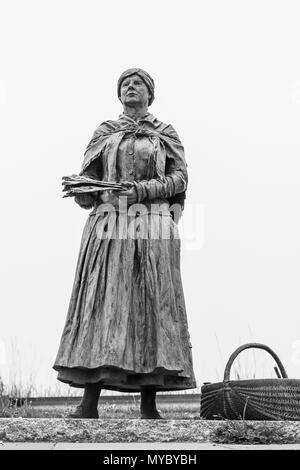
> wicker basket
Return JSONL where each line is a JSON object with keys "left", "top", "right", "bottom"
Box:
{"left": 200, "top": 343, "right": 300, "bottom": 420}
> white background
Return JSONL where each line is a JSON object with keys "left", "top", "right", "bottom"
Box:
{"left": 0, "top": 0, "right": 300, "bottom": 395}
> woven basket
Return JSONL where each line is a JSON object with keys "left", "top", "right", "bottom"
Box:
{"left": 200, "top": 343, "right": 300, "bottom": 420}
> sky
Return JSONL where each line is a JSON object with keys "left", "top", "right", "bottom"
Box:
{"left": 0, "top": 0, "right": 300, "bottom": 395}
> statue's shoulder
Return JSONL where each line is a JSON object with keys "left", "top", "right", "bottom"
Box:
{"left": 151, "top": 117, "right": 180, "bottom": 142}
{"left": 93, "top": 119, "right": 121, "bottom": 135}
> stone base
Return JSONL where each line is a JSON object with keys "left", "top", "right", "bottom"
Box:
{"left": 0, "top": 418, "right": 300, "bottom": 444}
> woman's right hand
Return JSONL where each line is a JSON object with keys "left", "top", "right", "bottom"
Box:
{"left": 74, "top": 193, "right": 96, "bottom": 209}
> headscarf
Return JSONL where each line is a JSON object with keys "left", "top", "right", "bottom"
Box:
{"left": 117, "top": 68, "right": 155, "bottom": 106}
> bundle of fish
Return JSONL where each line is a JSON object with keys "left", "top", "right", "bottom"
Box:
{"left": 62, "top": 175, "right": 126, "bottom": 198}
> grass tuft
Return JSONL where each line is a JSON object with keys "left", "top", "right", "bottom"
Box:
{"left": 209, "top": 420, "right": 298, "bottom": 445}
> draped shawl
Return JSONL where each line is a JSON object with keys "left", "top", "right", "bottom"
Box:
{"left": 80, "top": 113, "right": 188, "bottom": 209}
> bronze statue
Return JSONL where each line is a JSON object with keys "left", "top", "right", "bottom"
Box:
{"left": 53, "top": 68, "right": 196, "bottom": 419}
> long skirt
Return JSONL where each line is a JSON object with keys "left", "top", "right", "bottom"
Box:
{"left": 53, "top": 205, "right": 196, "bottom": 392}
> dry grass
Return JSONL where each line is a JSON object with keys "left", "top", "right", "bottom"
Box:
{"left": 209, "top": 420, "right": 298, "bottom": 445}
{"left": 0, "top": 400, "right": 200, "bottom": 420}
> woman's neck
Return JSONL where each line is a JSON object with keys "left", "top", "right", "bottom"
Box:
{"left": 123, "top": 105, "right": 149, "bottom": 122}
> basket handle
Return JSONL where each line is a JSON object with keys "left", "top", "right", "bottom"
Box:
{"left": 223, "top": 342, "right": 288, "bottom": 382}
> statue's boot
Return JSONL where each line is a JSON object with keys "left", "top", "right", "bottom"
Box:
{"left": 68, "top": 382, "right": 101, "bottom": 419}
{"left": 140, "top": 387, "right": 162, "bottom": 419}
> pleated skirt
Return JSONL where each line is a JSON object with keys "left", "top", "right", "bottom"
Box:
{"left": 53, "top": 206, "right": 196, "bottom": 392}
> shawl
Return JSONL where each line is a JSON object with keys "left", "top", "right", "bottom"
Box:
{"left": 80, "top": 113, "right": 188, "bottom": 209}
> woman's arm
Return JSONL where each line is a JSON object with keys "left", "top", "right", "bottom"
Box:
{"left": 133, "top": 159, "right": 187, "bottom": 202}
{"left": 133, "top": 124, "right": 187, "bottom": 203}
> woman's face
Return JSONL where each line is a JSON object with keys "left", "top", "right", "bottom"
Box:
{"left": 120, "top": 74, "right": 150, "bottom": 107}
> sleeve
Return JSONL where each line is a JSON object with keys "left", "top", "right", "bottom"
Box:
{"left": 80, "top": 120, "right": 114, "bottom": 176}
{"left": 81, "top": 157, "right": 102, "bottom": 179}
{"left": 133, "top": 125, "right": 188, "bottom": 202}
{"left": 75, "top": 125, "right": 104, "bottom": 208}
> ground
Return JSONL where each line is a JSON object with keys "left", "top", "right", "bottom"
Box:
{"left": 1, "top": 399, "right": 300, "bottom": 445}
{"left": 0, "top": 417, "right": 300, "bottom": 445}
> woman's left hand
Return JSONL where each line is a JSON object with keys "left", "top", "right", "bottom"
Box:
{"left": 116, "top": 182, "right": 138, "bottom": 205}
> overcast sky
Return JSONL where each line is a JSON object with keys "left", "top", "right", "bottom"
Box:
{"left": 1, "top": 0, "right": 300, "bottom": 395}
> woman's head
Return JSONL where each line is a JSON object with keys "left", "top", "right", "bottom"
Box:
{"left": 117, "top": 68, "right": 155, "bottom": 107}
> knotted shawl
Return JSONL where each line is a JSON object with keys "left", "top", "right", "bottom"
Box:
{"left": 80, "top": 113, "right": 187, "bottom": 209}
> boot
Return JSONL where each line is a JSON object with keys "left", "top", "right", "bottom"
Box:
{"left": 140, "top": 387, "right": 162, "bottom": 419}
{"left": 68, "top": 382, "right": 101, "bottom": 419}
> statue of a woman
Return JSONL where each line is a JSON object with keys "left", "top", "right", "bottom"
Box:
{"left": 53, "top": 68, "right": 196, "bottom": 419}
